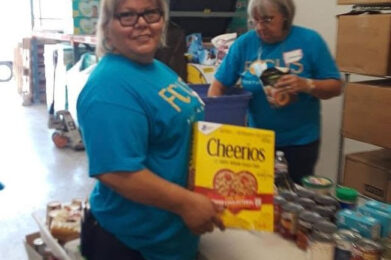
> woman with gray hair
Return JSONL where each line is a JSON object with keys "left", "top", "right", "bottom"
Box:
{"left": 209, "top": 0, "right": 342, "bottom": 184}
{"left": 77, "top": 0, "right": 224, "bottom": 259}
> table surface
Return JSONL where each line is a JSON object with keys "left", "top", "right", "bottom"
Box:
{"left": 199, "top": 229, "right": 307, "bottom": 260}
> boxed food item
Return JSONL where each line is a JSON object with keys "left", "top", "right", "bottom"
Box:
{"left": 358, "top": 205, "right": 391, "bottom": 237}
{"left": 190, "top": 121, "right": 275, "bottom": 231}
{"left": 343, "top": 149, "right": 391, "bottom": 202}
{"left": 338, "top": 0, "right": 391, "bottom": 4}
{"left": 336, "top": 13, "right": 391, "bottom": 76}
{"left": 187, "top": 63, "right": 216, "bottom": 84}
{"left": 72, "top": 0, "right": 100, "bottom": 18}
{"left": 365, "top": 200, "right": 391, "bottom": 215}
{"left": 337, "top": 209, "right": 381, "bottom": 239}
{"left": 342, "top": 80, "right": 391, "bottom": 149}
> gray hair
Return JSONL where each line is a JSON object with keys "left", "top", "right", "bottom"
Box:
{"left": 247, "top": 0, "right": 295, "bottom": 31}
{"left": 95, "top": 0, "right": 169, "bottom": 58}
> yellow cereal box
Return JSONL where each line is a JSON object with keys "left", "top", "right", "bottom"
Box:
{"left": 190, "top": 121, "right": 275, "bottom": 232}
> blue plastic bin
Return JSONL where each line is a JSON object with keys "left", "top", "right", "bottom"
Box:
{"left": 190, "top": 84, "right": 252, "bottom": 126}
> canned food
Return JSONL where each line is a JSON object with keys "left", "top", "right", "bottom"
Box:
{"left": 351, "top": 238, "right": 383, "bottom": 260}
{"left": 296, "top": 210, "right": 323, "bottom": 251}
{"left": 280, "top": 191, "right": 299, "bottom": 202}
{"left": 314, "top": 205, "right": 336, "bottom": 223}
{"left": 297, "top": 197, "right": 316, "bottom": 210}
{"left": 32, "top": 237, "right": 46, "bottom": 255}
{"left": 334, "top": 229, "right": 362, "bottom": 260}
{"left": 296, "top": 188, "right": 316, "bottom": 200}
{"left": 308, "top": 220, "right": 337, "bottom": 260}
{"left": 274, "top": 196, "right": 287, "bottom": 233}
{"left": 314, "top": 194, "right": 340, "bottom": 212}
{"left": 380, "top": 237, "right": 391, "bottom": 259}
{"left": 280, "top": 202, "right": 304, "bottom": 240}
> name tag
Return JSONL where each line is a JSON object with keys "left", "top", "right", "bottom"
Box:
{"left": 283, "top": 49, "right": 303, "bottom": 65}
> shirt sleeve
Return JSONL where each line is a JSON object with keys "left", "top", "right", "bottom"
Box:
{"left": 310, "top": 32, "right": 341, "bottom": 80}
{"left": 214, "top": 38, "right": 243, "bottom": 87}
{"left": 79, "top": 101, "right": 148, "bottom": 176}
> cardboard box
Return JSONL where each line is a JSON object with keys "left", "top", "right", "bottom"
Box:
{"left": 343, "top": 149, "right": 391, "bottom": 202}
{"left": 24, "top": 232, "right": 44, "bottom": 260}
{"left": 342, "top": 80, "right": 391, "bottom": 149}
{"left": 190, "top": 121, "right": 275, "bottom": 231}
{"left": 338, "top": 0, "right": 391, "bottom": 4}
{"left": 336, "top": 14, "right": 391, "bottom": 76}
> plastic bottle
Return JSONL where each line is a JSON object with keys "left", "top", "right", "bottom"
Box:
{"left": 335, "top": 186, "right": 358, "bottom": 210}
{"left": 274, "top": 150, "right": 295, "bottom": 192}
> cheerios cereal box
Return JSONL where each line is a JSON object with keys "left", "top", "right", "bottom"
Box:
{"left": 190, "top": 121, "right": 275, "bottom": 231}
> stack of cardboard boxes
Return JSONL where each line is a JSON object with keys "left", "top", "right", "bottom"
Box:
{"left": 336, "top": 0, "right": 391, "bottom": 202}
{"left": 72, "top": 0, "right": 100, "bottom": 35}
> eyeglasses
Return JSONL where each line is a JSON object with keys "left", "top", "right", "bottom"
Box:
{"left": 114, "top": 8, "right": 163, "bottom": 27}
{"left": 249, "top": 16, "right": 274, "bottom": 26}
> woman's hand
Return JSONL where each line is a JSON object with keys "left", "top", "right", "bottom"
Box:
{"left": 274, "top": 74, "right": 311, "bottom": 94}
{"left": 179, "top": 192, "right": 225, "bottom": 235}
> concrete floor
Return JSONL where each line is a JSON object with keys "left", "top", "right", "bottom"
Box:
{"left": 0, "top": 81, "right": 95, "bottom": 259}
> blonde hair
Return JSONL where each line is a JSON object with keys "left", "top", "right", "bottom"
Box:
{"left": 95, "top": 0, "right": 169, "bottom": 57}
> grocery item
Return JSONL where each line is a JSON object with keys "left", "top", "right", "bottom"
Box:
{"left": 274, "top": 196, "right": 287, "bottom": 233}
{"left": 333, "top": 229, "right": 362, "bottom": 260}
{"left": 296, "top": 188, "right": 316, "bottom": 200}
{"left": 314, "top": 194, "right": 340, "bottom": 212}
{"left": 280, "top": 202, "right": 304, "bottom": 240}
{"left": 301, "top": 176, "right": 333, "bottom": 195}
{"left": 297, "top": 197, "right": 316, "bottom": 210}
{"left": 351, "top": 238, "right": 383, "bottom": 260}
{"left": 314, "top": 205, "right": 336, "bottom": 223}
{"left": 336, "top": 186, "right": 358, "bottom": 210}
{"left": 279, "top": 190, "right": 299, "bottom": 202}
{"left": 274, "top": 150, "right": 296, "bottom": 192}
{"left": 190, "top": 121, "right": 275, "bottom": 231}
{"left": 365, "top": 200, "right": 391, "bottom": 215}
{"left": 358, "top": 205, "right": 391, "bottom": 238}
{"left": 296, "top": 210, "right": 323, "bottom": 251}
{"left": 307, "top": 220, "right": 337, "bottom": 260}
{"left": 337, "top": 209, "right": 381, "bottom": 239}
{"left": 380, "top": 237, "right": 391, "bottom": 259}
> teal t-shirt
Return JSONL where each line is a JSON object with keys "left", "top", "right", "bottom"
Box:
{"left": 215, "top": 26, "right": 341, "bottom": 146}
{"left": 77, "top": 54, "right": 204, "bottom": 260}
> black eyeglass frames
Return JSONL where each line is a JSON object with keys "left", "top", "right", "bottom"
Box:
{"left": 114, "top": 8, "right": 163, "bottom": 27}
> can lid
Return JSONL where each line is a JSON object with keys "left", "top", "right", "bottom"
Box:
{"left": 301, "top": 176, "right": 333, "bottom": 189}
{"left": 336, "top": 186, "right": 358, "bottom": 202}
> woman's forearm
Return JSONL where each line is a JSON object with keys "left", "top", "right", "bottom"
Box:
{"left": 307, "top": 78, "right": 343, "bottom": 99}
{"left": 208, "top": 80, "right": 226, "bottom": 97}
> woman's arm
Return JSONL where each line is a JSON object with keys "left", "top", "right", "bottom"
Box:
{"left": 207, "top": 79, "right": 228, "bottom": 97}
{"left": 97, "top": 169, "right": 225, "bottom": 235}
{"left": 275, "top": 74, "right": 343, "bottom": 99}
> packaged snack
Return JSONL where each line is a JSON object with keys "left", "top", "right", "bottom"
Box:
{"left": 190, "top": 121, "right": 275, "bottom": 231}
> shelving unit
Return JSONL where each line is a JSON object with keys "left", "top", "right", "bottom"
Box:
{"left": 335, "top": 2, "right": 391, "bottom": 202}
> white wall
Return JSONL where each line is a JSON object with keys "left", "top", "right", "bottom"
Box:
{"left": 293, "top": 1, "right": 379, "bottom": 183}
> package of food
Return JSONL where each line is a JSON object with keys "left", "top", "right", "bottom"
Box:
{"left": 190, "top": 121, "right": 275, "bottom": 231}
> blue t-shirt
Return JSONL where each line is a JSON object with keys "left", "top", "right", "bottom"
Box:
{"left": 77, "top": 54, "right": 204, "bottom": 260}
{"left": 215, "top": 26, "right": 341, "bottom": 146}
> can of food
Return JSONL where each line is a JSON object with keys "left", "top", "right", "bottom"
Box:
{"left": 33, "top": 237, "right": 46, "bottom": 255}
{"left": 297, "top": 197, "right": 316, "bottom": 210}
{"left": 71, "top": 198, "right": 85, "bottom": 210}
{"left": 296, "top": 188, "right": 316, "bottom": 200}
{"left": 308, "top": 220, "right": 337, "bottom": 260}
{"left": 351, "top": 238, "right": 383, "bottom": 260}
{"left": 381, "top": 236, "right": 391, "bottom": 259}
{"left": 314, "top": 205, "right": 336, "bottom": 223}
{"left": 334, "top": 229, "right": 362, "bottom": 260}
{"left": 314, "top": 194, "right": 340, "bottom": 212}
{"left": 301, "top": 176, "right": 333, "bottom": 195}
{"left": 280, "top": 202, "right": 304, "bottom": 240}
{"left": 296, "top": 210, "right": 323, "bottom": 251}
{"left": 274, "top": 196, "right": 287, "bottom": 233}
{"left": 280, "top": 191, "right": 299, "bottom": 202}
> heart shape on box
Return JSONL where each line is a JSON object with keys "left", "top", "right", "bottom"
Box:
{"left": 79, "top": 2, "right": 93, "bottom": 17}
{"left": 213, "top": 169, "right": 258, "bottom": 197}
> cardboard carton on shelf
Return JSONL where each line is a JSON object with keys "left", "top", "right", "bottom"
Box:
{"left": 338, "top": 0, "right": 391, "bottom": 4}
{"left": 344, "top": 149, "right": 391, "bottom": 203}
{"left": 342, "top": 79, "right": 391, "bottom": 149}
{"left": 336, "top": 13, "right": 391, "bottom": 76}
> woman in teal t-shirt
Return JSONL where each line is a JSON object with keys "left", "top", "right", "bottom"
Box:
{"left": 77, "top": 0, "right": 224, "bottom": 259}
{"left": 209, "top": 0, "right": 342, "bottom": 184}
